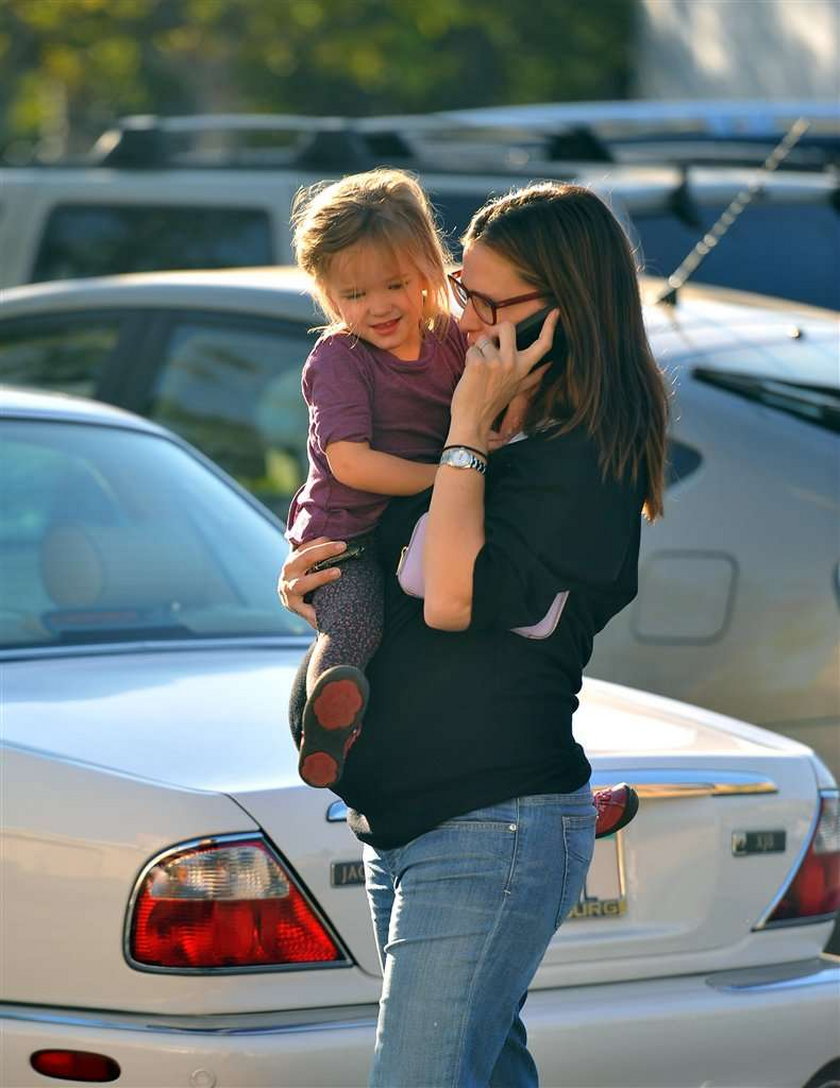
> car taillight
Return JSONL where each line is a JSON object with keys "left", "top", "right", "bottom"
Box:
{"left": 764, "top": 790, "right": 840, "bottom": 926}
{"left": 128, "top": 835, "right": 346, "bottom": 969}
{"left": 30, "top": 1050, "right": 120, "bottom": 1082}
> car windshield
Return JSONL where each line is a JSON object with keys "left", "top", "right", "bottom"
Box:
{"left": 0, "top": 417, "right": 311, "bottom": 650}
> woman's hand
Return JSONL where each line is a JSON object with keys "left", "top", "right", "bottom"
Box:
{"left": 277, "top": 537, "right": 346, "bottom": 628}
{"left": 448, "top": 310, "right": 560, "bottom": 449}
{"left": 488, "top": 391, "right": 530, "bottom": 449}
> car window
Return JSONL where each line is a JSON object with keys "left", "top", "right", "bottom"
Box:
{"left": 0, "top": 418, "right": 310, "bottom": 650}
{"left": 634, "top": 202, "right": 840, "bottom": 311}
{"left": 146, "top": 318, "right": 313, "bottom": 516}
{"left": 665, "top": 438, "right": 702, "bottom": 486}
{"left": 0, "top": 317, "right": 121, "bottom": 397}
{"left": 31, "top": 205, "right": 274, "bottom": 282}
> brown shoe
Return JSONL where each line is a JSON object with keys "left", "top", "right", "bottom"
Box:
{"left": 298, "top": 666, "right": 368, "bottom": 789}
{"left": 594, "top": 783, "right": 639, "bottom": 839}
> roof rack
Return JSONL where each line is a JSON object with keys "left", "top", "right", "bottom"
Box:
{"left": 439, "top": 100, "right": 840, "bottom": 171}
{"left": 87, "top": 100, "right": 839, "bottom": 174}
{"left": 92, "top": 114, "right": 416, "bottom": 171}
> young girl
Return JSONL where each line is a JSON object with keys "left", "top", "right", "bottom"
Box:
{"left": 286, "top": 168, "right": 467, "bottom": 789}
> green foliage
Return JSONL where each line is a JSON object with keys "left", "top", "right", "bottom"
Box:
{"left": 1, "top": 0, "right": 635, "bottom": 157}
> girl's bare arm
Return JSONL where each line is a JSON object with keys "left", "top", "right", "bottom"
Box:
{"left": 326, "top": 441, "right": 438, "bottom": 495}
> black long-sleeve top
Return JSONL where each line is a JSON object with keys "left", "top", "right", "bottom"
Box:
{"left": 336, "top": 424, "right": 647, "bottom": 849}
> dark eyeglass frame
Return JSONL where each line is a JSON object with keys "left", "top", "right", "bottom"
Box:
{"left": 448, "top": 270, "right": 545, "bottom": 325}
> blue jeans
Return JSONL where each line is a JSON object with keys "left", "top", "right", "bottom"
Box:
{"left": 362, "top": 787, "right": 596, "bottom": 1088}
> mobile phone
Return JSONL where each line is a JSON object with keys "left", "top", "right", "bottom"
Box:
{"left": 515, "top": 306, "right": 567, "bottom": 372}
{"left": 491, "top": 308, "right": 567, "bottom": 434}
{"left": 308, "top": 536, "right": 369, "bottom": 574}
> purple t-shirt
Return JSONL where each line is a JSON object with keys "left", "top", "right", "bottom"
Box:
{"left": 286, "top": 317, "right": 467, "bottom": 545}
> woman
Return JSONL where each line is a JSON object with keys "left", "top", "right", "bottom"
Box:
{"left": 279, "top": 182, "right": 669, "bottom": 1087}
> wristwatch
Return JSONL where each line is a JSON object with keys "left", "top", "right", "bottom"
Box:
{"left": 439, "top": 446, "right": 487, "bottom": 475}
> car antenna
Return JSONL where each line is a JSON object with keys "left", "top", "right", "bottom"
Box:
{"left": 657, "top": 117, "right": 812, "bottom": 306}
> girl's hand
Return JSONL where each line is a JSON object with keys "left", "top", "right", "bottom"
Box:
{"left": 449, "top": 310, "right": 560, "bottom": 448}
{"left": 277, "top": 537, "right": 346, "bottom": 627}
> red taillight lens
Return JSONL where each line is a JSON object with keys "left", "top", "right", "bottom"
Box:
{"left": 129, "top": 837, "right": 344, "bottom": 968}
{"left": 31, "top": 1050, "right": 120, "bottom": 1082}
{"left": 766, "top": 791, "right": 840, "bottom": 925}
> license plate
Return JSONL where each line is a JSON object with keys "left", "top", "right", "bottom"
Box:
{"left": 332, "top": 836, "right": 628, "bottom": 917}
{"left": 568, "top": 837, "right": 627, "bottom": 920}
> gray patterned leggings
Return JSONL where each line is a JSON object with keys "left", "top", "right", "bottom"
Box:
{"left": 305, "top": 548, "right": 384, "bottom": 695}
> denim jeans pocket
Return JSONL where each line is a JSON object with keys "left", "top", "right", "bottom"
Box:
{"left": 555, "top": 811, "right": 596, "bottom": 926}
{"left": 438, "top": 799, "right": 519, "bottom": 830}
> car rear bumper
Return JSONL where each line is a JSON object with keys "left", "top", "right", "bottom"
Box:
{"left": 2, "top": 958, "right": 838, "bottom": 1088}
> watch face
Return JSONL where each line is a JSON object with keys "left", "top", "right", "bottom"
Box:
{"left": 441, "top": 447, "right": 486, "bottom": 473}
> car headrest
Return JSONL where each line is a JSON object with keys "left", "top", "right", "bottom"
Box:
{"left": 40, "top": 522, "right": 234, "bottom": 610}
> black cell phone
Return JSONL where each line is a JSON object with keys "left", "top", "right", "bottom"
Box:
{"left": 491, "top": 308, "right": 567, "bottom": 435}
{"left": 515, "top": 306, "right": 567, "bottom": 372}
{"left": 308, "top": 536, "right": 369, "bottom": 574}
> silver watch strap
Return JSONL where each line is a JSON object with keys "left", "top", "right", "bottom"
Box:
{"left": 439, "top": 446, "right": 488, "bottom": 474}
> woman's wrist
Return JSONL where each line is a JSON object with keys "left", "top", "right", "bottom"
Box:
{"left": 441, "top": 443, "right": 487, "bottom": 460}
{"left": 444, "top": 425, "right": 490, "bottom": 456}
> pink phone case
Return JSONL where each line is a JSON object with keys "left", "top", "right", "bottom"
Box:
{"left": 396, "top": 513, "right": 568, "bottom": 640}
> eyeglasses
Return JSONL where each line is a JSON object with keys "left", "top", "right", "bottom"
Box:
{"left": 447, "top": 270, "right": 546, "bottom": 325}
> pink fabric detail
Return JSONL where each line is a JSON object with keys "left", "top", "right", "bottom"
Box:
{"left": 396, "top": 512, "right": 568, "bottom": 640}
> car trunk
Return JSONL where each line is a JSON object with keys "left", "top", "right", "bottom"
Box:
{"left": 4, "top": 649, "right": 825, "bottom": 1011}
{"left": 234, "top": 678, "right": 825, "bottom": 987}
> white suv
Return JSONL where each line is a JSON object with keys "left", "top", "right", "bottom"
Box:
{"left": 2, "top": 111, "right": 838, "bottom": 308}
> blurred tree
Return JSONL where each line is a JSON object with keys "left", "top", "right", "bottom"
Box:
{"left": 0, "top": 0, "right": 634, "bottom": 159}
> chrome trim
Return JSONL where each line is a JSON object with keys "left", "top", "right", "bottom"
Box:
{"left": 325, "top": 774, "right": 780, "bottom": 824}
{"left": 754, "top": 788, "right": 839, "bottom": 931}
{"left": 590, "top": 769, "right": 778, "bottom": 799}
{"left": 123, "top": 832, "right": 353, "bottom": 974}
{"left": 706, "top": 958, "right": 840, "bottom": 993}
{"left": 0, "top": 1002, "right": 378, "bottom": 1037}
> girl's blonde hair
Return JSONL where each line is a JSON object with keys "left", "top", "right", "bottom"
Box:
{"left": 291, "top": 168, "right": 452, "bottom": 333}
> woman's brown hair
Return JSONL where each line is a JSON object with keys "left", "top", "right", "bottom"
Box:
{"left": 463, "top": 182, "right": 669, "bottom": 520}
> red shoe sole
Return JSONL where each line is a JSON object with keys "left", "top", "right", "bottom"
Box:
{"left": 299, "top": 666, "right": 368, "bottom": 789}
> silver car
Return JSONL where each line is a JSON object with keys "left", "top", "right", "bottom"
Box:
{"left": 2, "top": 389, "right": 838, "bottom": 1088}
{"left": 1, "top": 269, "right": 837, "bottom": 779}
